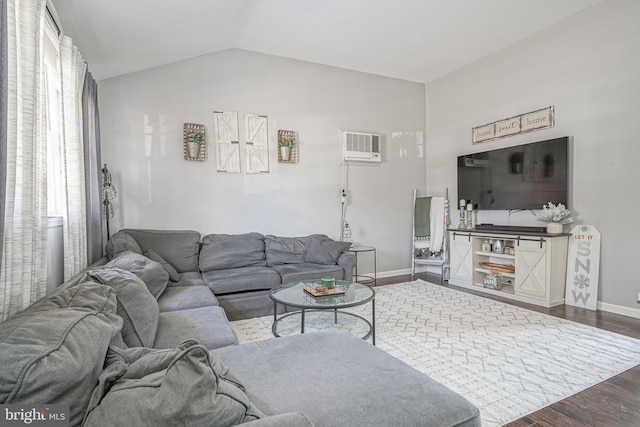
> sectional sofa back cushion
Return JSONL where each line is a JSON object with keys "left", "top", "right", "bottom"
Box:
{"left": 120, "top": 229, "right": 201, "bottom": 273}
{"left": 200, "top": 233, "right": 266, "bottom": 272}
{"left": 83, "top": 340, "right": 263, "bottom": 427}
{"left": 304, "top": 236, "right": 352, "bottom": 265}
{"left": 105, "top": 250, "right": 169, "bottom": 299}
{"left": 85, "top": 267, "right": 159, "bottom": 348}
{"left": 0, "top": 281, "right": 122, "bottom": 427}
{"left": 265, "top": 235, "right": 313, "bottom": 266}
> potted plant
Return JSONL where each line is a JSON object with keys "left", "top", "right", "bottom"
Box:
{"left": 185, "top": 130, "right": 205, "bottom": 158}
{"left": 534, "top": 202, "right": 573, "bottom": 234}
{"left": 278, "top": 134, "right": 295, "bottom": 161}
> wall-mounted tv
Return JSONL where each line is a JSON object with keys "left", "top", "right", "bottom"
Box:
{"left": 457, "top": 137, "right": 569, "bottom": 210}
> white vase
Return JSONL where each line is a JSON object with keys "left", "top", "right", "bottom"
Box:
{"left": 187, "top": 142, "right": 201, "bottom": 158}
{"left": 546, "top": 223, "right": 563, "bottom": 234}
{"left": 280, "top": 146, "right": 291, "bottom": 161}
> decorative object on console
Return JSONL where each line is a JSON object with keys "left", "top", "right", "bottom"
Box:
{"left": 472, "top": 106, "right": 554, "bottom": 144}
{"left": 101, "top": 164, "right": 117, "bottom": 238}
{"left": 183, "top": 123, "right": 206, "bottom": 161}
{"left": 465, "top": 203, "right": 474, "bottom": 229}
{"left": 277, "top": 130, "right": 298, "bottom": 163}
{"left": 534, "top": 202, "right": 573, "bottom": 234}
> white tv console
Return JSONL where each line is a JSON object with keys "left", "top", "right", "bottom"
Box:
{"left": 448, "top": 228, "right": 569, "bottom": 308}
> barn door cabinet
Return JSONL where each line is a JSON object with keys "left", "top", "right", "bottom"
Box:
{"left": 448, "top": 229, "right": 569, "bottom": 308}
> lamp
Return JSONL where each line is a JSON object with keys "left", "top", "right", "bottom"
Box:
{"left": 101, "top": 164, "right": 117, "bottom": 237}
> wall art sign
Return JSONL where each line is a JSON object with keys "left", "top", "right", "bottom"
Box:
{"left": 472, "top": 106, "right": 554, "bottom": 144}
{"left": 564, "top": 225, "right": 601, "bottom": 311}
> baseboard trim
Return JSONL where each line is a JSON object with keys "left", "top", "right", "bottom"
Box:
{"left": 598, "top": 301, "right": 640, "bottom": 320}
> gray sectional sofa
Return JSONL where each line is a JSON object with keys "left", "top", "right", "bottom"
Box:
{"left": 0, "top": 229, "right": 481, "bottom": 427}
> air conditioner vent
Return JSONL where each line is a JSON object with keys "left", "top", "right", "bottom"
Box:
{"left": 343, "top": 131, "right": 381, "bottom": 162}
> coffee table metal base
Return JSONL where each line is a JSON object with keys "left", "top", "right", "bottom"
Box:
{"left": 272, "top": 303, "right": 376, "bottom": 345}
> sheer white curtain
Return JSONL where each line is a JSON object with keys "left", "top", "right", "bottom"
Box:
{"left": 1, "top": 0, "right": 48, "bottom": 320}
{"left": 58, "top": 35, "right": 87, "bottom": 280}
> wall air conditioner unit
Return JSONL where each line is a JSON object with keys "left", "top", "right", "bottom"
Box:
{"left": 343, "top": 131, "right": 381, "bottom": 162}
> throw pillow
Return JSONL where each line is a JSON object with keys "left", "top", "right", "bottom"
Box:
{"left": 145, "top": 249, "right": 179, "bottom": 282}
{"left": 199, "top": 233, "right": 266, "bottom": 272}
{"left": 83, "top": 340, "right": 263, "bottom": 427}
{"left": 0, "top": 281, "right": 122, "bottom": 427}
{"left": 85, "top": 267, "right": 159, "bottom": 348}
{"left": 105, "top": 250, "right": 169, "bottom": 299}
{"left": 305, "top": 237, "right": 352, "bottom": 265}
{"left": 265, "top": 235, "right": 312, "bottom": 266}
{"left": 104, "top": 231, "right": 142, "bottom": 260}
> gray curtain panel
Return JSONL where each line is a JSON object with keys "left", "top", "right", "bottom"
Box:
{"left": 82, "top": 71, "right": 103, "bottom": 264}
{"left": 0, "top": 0, "right": 8, "bottom": 275}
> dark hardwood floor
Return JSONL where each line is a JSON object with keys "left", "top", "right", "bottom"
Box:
{"left": 376, "top": 273, "right": 640, "bottom": 427}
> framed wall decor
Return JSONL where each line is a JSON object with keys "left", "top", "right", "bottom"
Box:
{"left": 213, "top": 111, "right": 241, "bottom": 173}
{"left": 472, "top": 106, "right": 554, "bottom": 144}
{"left": 245, "top": 113, "right": 269, "bottom": 174}
{"left": 277, "top": 129, "right": 298, "bottom": 163}
{"left": 183, "top": 123, "right": 206, "bottom": 161}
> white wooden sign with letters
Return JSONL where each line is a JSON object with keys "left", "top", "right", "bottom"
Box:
{"left": 565, "top": 225, "right": 601, "bottom": 310}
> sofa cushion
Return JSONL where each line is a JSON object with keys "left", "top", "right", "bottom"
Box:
{"left": 84, "top": 341, "right": 263, "bottom": 427}
{"left": 154, "top": 306, "right": 238, "bottom": 350}
{"left": 270, "top": 263, "right": 345, "bottom": 284}
{"left": 121, "top": 229, "right": 202, "bottom": 273}
{"left": 265, "top": 235, "right": 313, "bottom": 266}
{"left": 199, "top": 233, "right": 266, "bottom": 271}
{"left": 214, "top": 332, "right": 482, "bottom": 427}
{"left": 157, "top": 286, "right": 219, "bottom": 312}
{"left": 105, "top": 231, "right": 142, "bottom": 260}
{"left": 304, "top": 237, "right": 352, "bottom": 265}
{"left": 105, "top": 250, "right": 169, "bottom": 299}
{"left": 0, "top": 281, "right": 122, "bottom": 427}
{"left": 85, "top": 267, "right": 159, "bottom": 348}
{"left": 202, "top": 266, "right": 282, "bottom": 294}
{"left": 145, "top": 249, "right": 180, "bottom": 281}
{"left": 172, "top": 271, "right": 207, "bottom": 287}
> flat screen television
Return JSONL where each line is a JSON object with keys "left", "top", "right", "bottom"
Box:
{"left": 457, "top": 137, "right": 569, "bottom": 210}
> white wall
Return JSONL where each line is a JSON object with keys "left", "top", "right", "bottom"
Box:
{"left": 98, "top": 49, "right": 426, "bottom": 275}
{"left": 425, "top": 0, "right": 640, "bottom": 313}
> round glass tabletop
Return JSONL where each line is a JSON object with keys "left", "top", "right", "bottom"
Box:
{"left": 270, "top": 279, "right": 374, "bottom": 309}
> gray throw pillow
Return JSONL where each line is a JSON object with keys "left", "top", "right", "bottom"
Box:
{"left": 105, "top": 250, "right": 169, "bottom": 299}
{"left": 105, "top": 231, "right": 142, "bottom": 260}
{"left": 265, "top": 235, "right": 312, "bottom": 266}
{"left": 86, "top": 267, "right": 159, "bottom": 348}
{"left": 305, "top": 237, "right": 352, "bottom": 265}
{"left": 199, "top": 233, "right": 266, "bottom": 272}
{"left": 0, "top": 281, "right": 122, "bottom": 427}
{"left": 83, "top": 340, "right": 263, "bottom": 427}
{"left": 145, "top": 249, "right": 179, "bottom": 282}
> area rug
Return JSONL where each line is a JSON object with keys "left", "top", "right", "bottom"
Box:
{"left": 230, "top": 280, "right": 640, "bottom": 426}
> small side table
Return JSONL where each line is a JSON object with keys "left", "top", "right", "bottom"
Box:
{"left": 347, "top": 246, "right": 376, "bottom": 286}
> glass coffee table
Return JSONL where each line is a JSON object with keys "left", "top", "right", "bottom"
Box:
{"left": 270, "top": 279, "right": 375, "bottom": 345}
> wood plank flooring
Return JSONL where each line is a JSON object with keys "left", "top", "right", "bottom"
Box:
{"left": 377, "top": 273, "right": 640, "bottom": 427}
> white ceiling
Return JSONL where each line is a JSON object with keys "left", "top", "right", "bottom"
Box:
{"left": 51, "top": 0, "right": 605, "bottom": 83}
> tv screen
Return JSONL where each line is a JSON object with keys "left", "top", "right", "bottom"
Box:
{"left": 457, "top": 137, "right": 568, "bottom": 210}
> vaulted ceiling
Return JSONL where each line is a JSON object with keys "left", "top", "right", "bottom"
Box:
{"left": 51, "top": 0, "right": 605, "bottom": 83}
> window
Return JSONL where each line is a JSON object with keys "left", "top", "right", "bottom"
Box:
{"left": 43, "top": 14, "right": 63, "bottom": 217}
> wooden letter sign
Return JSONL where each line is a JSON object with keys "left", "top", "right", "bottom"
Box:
{"left": 565, "top": 225, "right": 601, "bottom": 310}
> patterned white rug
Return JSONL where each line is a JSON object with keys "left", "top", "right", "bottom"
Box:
{"left": 230, "top": 280, "right": 640, "bottom": 426}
